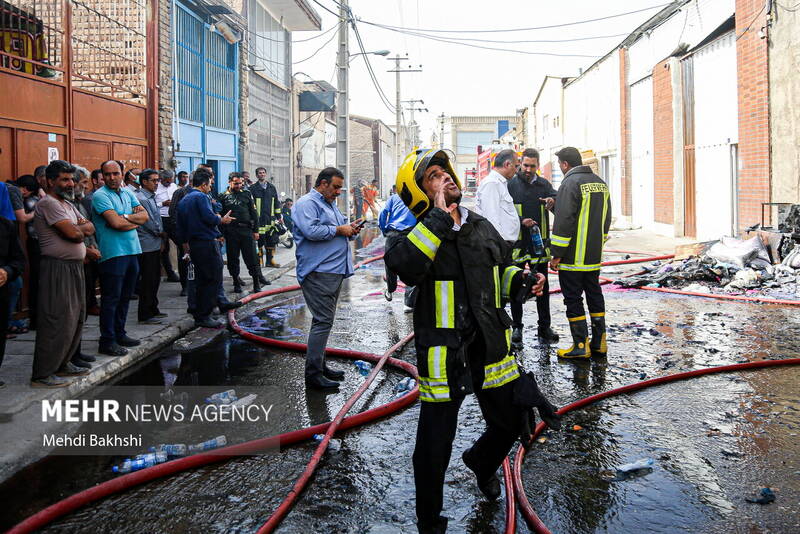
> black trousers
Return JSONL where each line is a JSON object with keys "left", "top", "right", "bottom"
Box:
{"left": 0, "top": 284, "right": 9, "bottom": 370}
{"left": 137, "top": 250, "right": 162, "bottom": 321}
{"left": 510, "top": 260, "right": 551, "bottom": 329}
{"left": 558, "top": 269, "right": 605, "bottom": 319}
{"left": 165, "top": 217, "right": 188, "bottom": 288}
{"left": 414, "top": 330, "right": 523, "bottom": 528}
{"left": 385, "top": 263, "right": 398, "bottom": 293}
{"left": 26, "top": 237, "right": 40, "bottom": 329}
{"left": 189, "top": 239, "right": 223, "bottom": 321}
{"left": 224, "top": 226, "right": 260, "bottom": 280}
{"left": 84, "top": 259, "right": 99, "bottom": 309}
{"left": 160, "top": 216, "right": 177, "bottom": 275}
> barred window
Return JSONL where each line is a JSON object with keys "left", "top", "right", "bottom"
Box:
{"left": 248, "top": 0, "right": 287, "bottom": 85}
{"left": 0, "top": 0, "right": 64, "bottom": 80}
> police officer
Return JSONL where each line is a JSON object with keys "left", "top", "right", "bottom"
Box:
{"left": 219, "top": 173, "right": 266, "bottom": 293}
{"left": 507, "top": 148, "right": 559, "bottom": 349}
{"left": 250, "top": 167, "right": 282, "bottom": 271}
{"left": 386, "top": 148, "right": 559, "bottom": 534}
{"left": 549, "top": 147, "right": 612, "bottom": 359}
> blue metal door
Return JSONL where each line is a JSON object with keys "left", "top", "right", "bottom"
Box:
{"left": 174, "top": 0, "right": 238, "bottom": 190}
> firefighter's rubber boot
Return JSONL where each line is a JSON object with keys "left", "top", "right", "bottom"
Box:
{"left": 462, "top": 447, "right": 501, "bottom": 501}
{"left": 266, "top": 247, "right": 281, "bottom": 268}
{"left": 252, "top": 277, "right": 262, "bottom": 294}
{"left": 557, "top": 316, "right": 591, "bottom": 359}
{"left": 589, "top": 312, "right": 607, "bottom": 358}
{"left": 511, "top": 324, "right": 524, "bottom": 351}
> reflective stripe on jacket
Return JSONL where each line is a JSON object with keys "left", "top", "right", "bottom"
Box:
{"left": 385, "top": 207, "right": 524, "bottom": 402}
{"left": 550, "top": 166, "right": 612, "bottom": 271}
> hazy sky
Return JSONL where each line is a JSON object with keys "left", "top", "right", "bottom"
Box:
{"left": 292, "top": 0, "right": 670, "bottom": 141}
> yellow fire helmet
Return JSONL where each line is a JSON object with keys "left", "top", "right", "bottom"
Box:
{"left": 396, "top": 148, "right": 461, "bottom": 218}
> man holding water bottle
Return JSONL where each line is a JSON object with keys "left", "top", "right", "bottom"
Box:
{"left": 507, "top": 148, "right": 559, "bottom": 349}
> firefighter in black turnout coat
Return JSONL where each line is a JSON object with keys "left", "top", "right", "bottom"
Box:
{"left": 385, "top": 148, "right": 559, "bottom": 534}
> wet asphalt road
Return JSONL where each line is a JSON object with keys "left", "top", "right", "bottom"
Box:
{"left": 1, "top": 233, "right": 799, "bottom": 534}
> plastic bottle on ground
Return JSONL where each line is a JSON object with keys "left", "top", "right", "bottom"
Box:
{"left": 205, "top": 390, "right": 237, "bottom": 405}
{"left": 112, "top": 451, "right": 168, "bottom": 473}
{"left": 188, "top": 435, "right": 227, "bottom": 453}
{"left": 313, "top": 434, "right": 342, "bottom": 451}
{"left": 149, "top": 444, "right": 188, "bottom": 457}
{"left": 354, "top": 360, "right": 372, "bottom": 376}
{"left": 616, "top": 457, "right": 655, "bottom": 474}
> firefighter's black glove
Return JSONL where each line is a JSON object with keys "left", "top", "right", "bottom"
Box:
{"left": 513, "top": 371, "right": 562, "bottom": 431}
{"left": 519, "top": 408, "right": 537, "bottom": 451}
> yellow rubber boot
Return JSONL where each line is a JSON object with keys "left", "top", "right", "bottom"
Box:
{"left": 266, "top": 247, "right": 281, "bottom": 268}
{"left": 557, "top": 316, "right": 591, "bottom": 359}
{"left": 590, "top": 312, "right": 607, "bottom": 358}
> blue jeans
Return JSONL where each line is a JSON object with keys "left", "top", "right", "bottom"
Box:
{"left": 98, "top": 254, "right": 140, "bottom": 347}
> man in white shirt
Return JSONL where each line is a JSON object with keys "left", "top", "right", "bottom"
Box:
{"left": 155, "top": 170, "right": 180, "bottom": 282}
{"left": 475, "top": 148, "right": 521, "bottom": 243}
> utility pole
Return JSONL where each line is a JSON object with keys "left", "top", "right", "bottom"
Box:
{"left": 336, "top": 0, "right": 350, "bottom": 219}
{"left": 388, "top": 55, "right": 422, "bottom": 168}
{"left": 402, "top": 99, "right": 428, "bottom": 148}
{"left": 439, "top": 113, "right": 446, "bottom": 150}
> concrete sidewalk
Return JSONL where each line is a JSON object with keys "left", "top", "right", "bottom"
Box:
{"left": 0, "top": 244, "right": 295, "bottom": 484}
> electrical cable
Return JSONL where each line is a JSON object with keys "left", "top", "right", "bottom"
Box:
{"left": 354, "top": 3, "right": 671, "bottom": 34}
{"left": 293, "top": 28, "right": 340, "bottom": 64}
{"left": 360, "top": 22, "right": 603, "bottom": 58}
{"left": 351, "top": 19, "right": 397, "bottom": 113}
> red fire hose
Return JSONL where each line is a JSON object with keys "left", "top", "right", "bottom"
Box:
{"left": 7, "top": 255, "right": 423, "bottom": 534}
{"left": 511, "top": 357, "right": 800, "bottom": 533}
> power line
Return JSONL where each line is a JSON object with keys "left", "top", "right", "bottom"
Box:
{"left": 351, "top": 19, "right": 396, "bottom": 113}
{"left": 293, "top": 28, "right": 339, "bottom": 64}
{"left": 387, "top": 32, "right": 630, "bottom": 45}
{"left": 362, "top": 22, "right": 602, "bottom": 58}
{"left": 355, "top": 3, "right": 671, "bottom": 34}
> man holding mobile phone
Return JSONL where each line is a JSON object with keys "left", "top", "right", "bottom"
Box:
{"left": 293, "top": 167, "right": 363, "bottom": 390}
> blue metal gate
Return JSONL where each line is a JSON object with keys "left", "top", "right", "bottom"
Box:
{"left": 174, "top": 0, "right": 238, "bottom": 192}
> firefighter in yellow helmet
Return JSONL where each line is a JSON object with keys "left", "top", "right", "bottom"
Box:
{"left": 385, "top": 148, "right": 561, "bottom": 533}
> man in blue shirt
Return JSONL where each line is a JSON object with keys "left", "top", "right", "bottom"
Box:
{"left": 92, "top": 160, "right": 149, "bottom": 356}
{"left": 176, "top": 168, "right": 237, "bottom": 328}
{"left": 293, "top": 167, "right": 362, "bottom": 390}
{"left": 379, "top": 193, "right": 417, "bottom": 308}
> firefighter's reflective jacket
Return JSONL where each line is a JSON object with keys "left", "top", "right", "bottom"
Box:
{"left": 550, "top": 165, "right": 612, "bottom": 271}
{"left": 385, "top": 206, "right": 525, "bottom": 403}
{"left": 507, "top": 172, "right": 557, "bottom": 264}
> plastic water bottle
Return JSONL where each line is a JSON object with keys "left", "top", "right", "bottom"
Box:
{"left": 113, "top": 451, "right": 168, "bottom": 473}
{"left": 133, "top": 451, "right": 168, "bottom": 463}
{"left": 205, "top": 390, "right": 237, "bottom": 405}
{"left": 187, "top": 261, "right": 195, "bottom": 281}
{"left": 149, "top": 443, "right": 188, "bottom": 457}
{"left": 394, "top": 377, "right": 415, "bottom": 393}
{"left": 354, "top": 360, "right": 372, "bottom": 376}
{"left": 616, "top": 457, "right": 655, "bottom": 474}
{"left": 313, "top": 434, "right": 342, "bottom": 451}
{"left": 530, "top": 225, "right": 545, "bottom": 256}
{"left": 189, "top": 435, "right": 227, "bottom": 453}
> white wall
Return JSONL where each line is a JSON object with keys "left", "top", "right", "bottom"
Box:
{"left": 628, "top": 0, "right": 735, "bottom": 83}
{"left": 563, "top": 53, "right": 621, "bottom": 216}
{"left": 533, "top": 77, "right": 565, "bottom": 187}
{"left": 692, "top": 31, "right": 738, "bottom": 240}
{"left": 630, "top": 76, "right": 655, "bottom": 230}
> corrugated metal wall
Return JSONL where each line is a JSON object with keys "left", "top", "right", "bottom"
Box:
{"left": 248, "top": 75, "right": 291, "bottom": 197}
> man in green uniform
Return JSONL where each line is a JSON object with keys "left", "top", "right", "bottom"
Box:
{"left": 219, "top": 173, "right": 266, "bottom": 293}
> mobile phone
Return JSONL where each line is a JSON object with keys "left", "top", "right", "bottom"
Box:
{"left": 353, "top": 218, "right": 366, "bottom": 229}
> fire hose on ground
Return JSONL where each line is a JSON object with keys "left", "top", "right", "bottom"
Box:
{"left": 9, "top": 251, "right": 800, "bottom": 534}
{"left": 8, "top": 255, "right": 426, "bottom": 534}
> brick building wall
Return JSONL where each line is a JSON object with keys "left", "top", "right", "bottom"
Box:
{"left": 652, "top": 59, "right": 674, "bottom": 225}
{"left": 618, "top": 47, "right": 632, "bottom": 218}
{"left": 158, "top": 0, "right": 174, "bottom": 169}
{"left": 349, "top": 117, "right": 374, "bottom": 185}
{"left": 735, "top": 0, "right": 771, "bottom": 229}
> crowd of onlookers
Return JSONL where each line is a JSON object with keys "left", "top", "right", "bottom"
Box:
{"left": 0, "top": 160, "right": 289, "bottom": 389}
